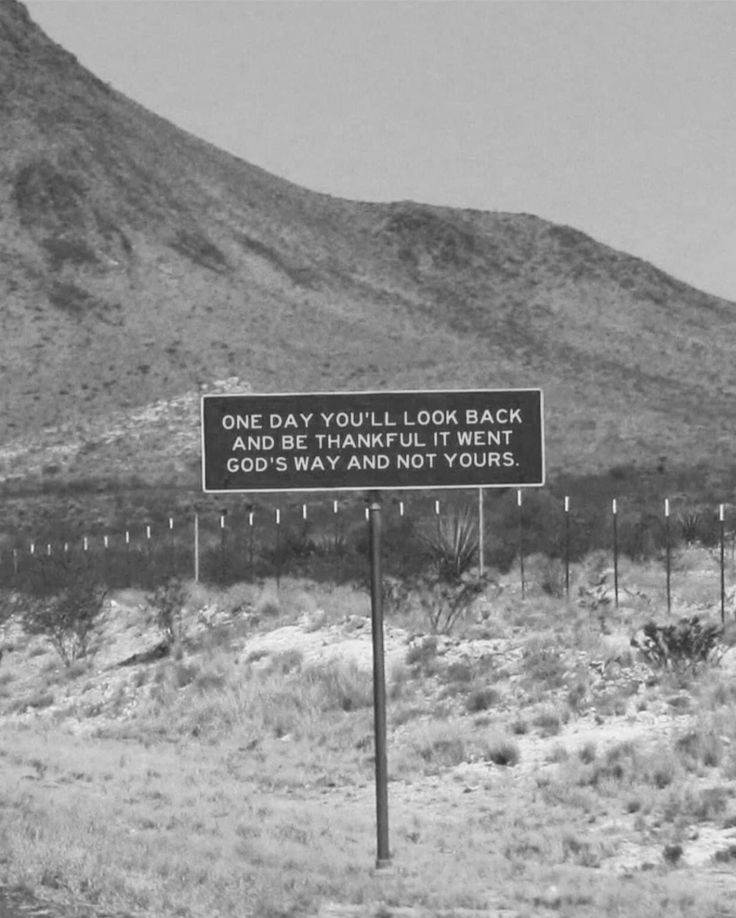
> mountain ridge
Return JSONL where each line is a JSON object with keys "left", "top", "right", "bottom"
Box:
{"left": 2, "top": 0, "right": 736, "bottom": 490}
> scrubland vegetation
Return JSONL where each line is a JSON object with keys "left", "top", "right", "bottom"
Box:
{"left": 2, "top": 535, "right": 736, "bottom": 918}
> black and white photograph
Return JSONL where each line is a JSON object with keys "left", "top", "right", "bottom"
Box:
{"left": 2, "top": 1, "right": 736, "bottom": 915}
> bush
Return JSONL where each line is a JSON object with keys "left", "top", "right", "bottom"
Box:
{"left": 147, "top": 578, "right": 188, "bottom": 647}
{"left": 483, "top": 735, "right": 520, "bottom": 766}
{"left": 632, "top": 616, "right": 724, "bottom": 674}
{"left": 466, "top": 686, "right": 500, "bottom": 712}
{"left": 20, "top": 561, "right": 107, "bottom": 666}
{"left": 405, "top": 574, "right": 485, "bottom": 635}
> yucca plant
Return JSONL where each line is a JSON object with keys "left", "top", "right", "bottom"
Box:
{"left": 423, "top": 506, "right": 479, "bottom": 583}
{"left": 678, "top": 510, "right": 702, "bottom": 546}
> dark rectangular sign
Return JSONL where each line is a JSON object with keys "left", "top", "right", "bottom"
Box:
{"left": 201, "top": 388, "right": 544, "bottom": 493}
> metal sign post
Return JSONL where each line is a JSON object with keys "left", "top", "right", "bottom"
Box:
{"left": 367, "top": 491, "right": 390, "bottom": 868}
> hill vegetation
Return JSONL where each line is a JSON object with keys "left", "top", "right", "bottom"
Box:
{"left": 2, "top": 0, "right": 736, "bottom": 512}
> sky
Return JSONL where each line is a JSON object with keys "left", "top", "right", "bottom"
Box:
{"left": 25, "top": 0, "right": 736, "bottom": 302}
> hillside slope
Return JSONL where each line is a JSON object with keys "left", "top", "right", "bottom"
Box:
{"left": 2, "top": 0, "right": 736, "bottom": 485}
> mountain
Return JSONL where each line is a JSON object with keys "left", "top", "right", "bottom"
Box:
{"left": 2, "top": 0, "right": 736, "bottom": 494}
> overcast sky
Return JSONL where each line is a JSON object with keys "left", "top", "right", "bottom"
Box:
{"left": 25, "top": 1, "right": 736, "bottom": 302}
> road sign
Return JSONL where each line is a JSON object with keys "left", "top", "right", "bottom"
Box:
{"left": 201, "top": 388, "right": 544, "bottom": 493}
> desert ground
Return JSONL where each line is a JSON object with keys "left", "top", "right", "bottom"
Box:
{"left": 2, "top": 549, "right": 736, "bottom": 918}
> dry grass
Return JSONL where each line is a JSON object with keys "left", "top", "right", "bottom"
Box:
{"left": 2, "top": 562, "right": 736, "bottom": 916}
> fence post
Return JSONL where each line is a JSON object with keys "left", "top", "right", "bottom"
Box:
{"left": 145, "top": 525, "right": 152, "bottom": 582}
{"left": 517, "top": 489, "right": 525, "bottom": 599}
{"left": 665, "top": 499, "right": 671, "bottom": 615}
{"left": 612, "top": 499, "right": 619, "bottom": 608}
{"left": 720, "top": 505, "right": 726, "bottom": 623}
{"left": 564, "top": 495, "right": 570, "bottom": 599}
{"left": 478, "top": 487, "right": 484, "bottom": 578}
{"left": 168, "top": 517, "right": 175, "bottom": 578}
{"left": 219, "top": 512, "right": 227, "bottom": 584}
{"left": 248, "top": 510, "right": 255, "bottom": 580}
{"left": 125, "top": 529, "right": 131, "bottom": 588}
{"left": 193, "top": 514, "right": 200, "bottom": 583}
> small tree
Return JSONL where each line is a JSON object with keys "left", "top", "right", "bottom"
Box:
{"left": 21, "top": 562, "right": 107, "bottom": 666}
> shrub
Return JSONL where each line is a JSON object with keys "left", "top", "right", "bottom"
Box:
{"left": 466, "top": 686, "right": 500, "bottom": 712}
{"left": 406, "top": 574, "right": 485, "bottom": 635}
{"left": 483, "top": 735, "right": 520, "bottom": 766}
{"left": 443, "top": 659, "right": 474, "bottom": 685}
{"left": 675, "top": 727, "right": 723, "bottom": 771}
{"left": 406, "top": 636, "right": 438, "bottom": 669}
{"left": 578, "top": 741, "right": 597, "bottom": 764}
{"left": 632, "top": 617, "right": 724, "bottom": 673}
{"left": 305, "top": 660, "right": 373, "bottom": 713}
{"left": 532, "top": 705, "right": 564, "bottom": 736}
{"left": 526, "top": 554, "right": 565, "bottom": 597}
{"left": 410, "top": 722, "right": 468, "bottom": 769}
{"left": 521, "top": 641, "right": 567, "bottom": 690}
{"left": 20, "top": 561, "right": 107, "bottom": 666}
{"left": 147, "top": 578, "right": 187, "bottom": 647}
{"left": 584, "top": 741, "right": 680, "bottom": 790}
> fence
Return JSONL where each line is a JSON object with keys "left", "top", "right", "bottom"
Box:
{"left": 2, "top": 489, "right": 735, "bottom": 618}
